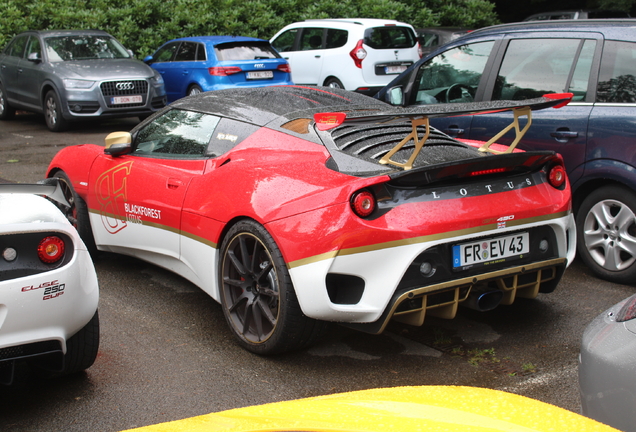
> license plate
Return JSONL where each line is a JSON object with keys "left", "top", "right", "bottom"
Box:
{"left": 111, "top": 95, "right": 142, "bottom": 104}
{"left": 452, "top": 232, "right": 530, "bottom": 268}
{"left": 385, "top": 65, "right": 407, "bottom": 74}
{"left": 246, "top": 71, "right": 273, "bottom": 80}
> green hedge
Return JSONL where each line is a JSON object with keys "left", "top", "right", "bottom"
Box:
{"left": 0, "top": 0, "right": 500, "bottom": 58}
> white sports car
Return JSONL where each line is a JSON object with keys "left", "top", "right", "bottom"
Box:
{"left": 0, "top": 180, "right": 99, "bottom": 384}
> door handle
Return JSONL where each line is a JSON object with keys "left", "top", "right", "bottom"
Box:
{"left": 167, "top": 178, "right": 182, "bottom": 189}
{"left": 550, "top": 131, "right": 578, "bottom": 139}
{"left": 315, "top": 55, "right": 321, "bottom": 58}
{"left": 444, "top": 127, "right": 464, "bottom": 136}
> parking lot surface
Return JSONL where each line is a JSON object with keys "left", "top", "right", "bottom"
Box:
{"left": 0, "top": 113, "right": 632, "bottom": 431}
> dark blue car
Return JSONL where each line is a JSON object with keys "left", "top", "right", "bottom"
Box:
{"left": 144, "top": 36, "right": 293, "bottom": 103}
{"left": 376, "top": 19, "right": 636, "bottom": 285}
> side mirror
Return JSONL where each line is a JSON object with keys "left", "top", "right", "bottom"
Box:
{"left": 27, "top": 52, "right": 41, "bottom": 63}
{"left": 386, "top": 86, "right": 404, "bottom": 106}
{"left": 143, "top": 55, "right": 153, "bottom": 64}
{"left": 104, "top": 131, "right": 133, "bottom": 156}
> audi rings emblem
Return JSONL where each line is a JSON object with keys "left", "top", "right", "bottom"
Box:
{"left": 116, "top": 82, "right": 135, "bottom": 91}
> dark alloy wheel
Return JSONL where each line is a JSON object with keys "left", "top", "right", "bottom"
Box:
{"left": 53, "top": 171, "right": 99, "bottom": 256}
{"left": 577, "top": 185, "right": 636, "bottom": 284}
{"left": 219, "top": 220, "right": 326, "bottom": 355}
{"left": 44, "top": 90, "right": 69, "bottom": 132}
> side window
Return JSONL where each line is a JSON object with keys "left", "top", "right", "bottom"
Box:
{"left": 7, "top": 35, "right": 28, "bottom": 58}
{"left": 411, "top": 41, "right": 494, "bottom": 104}
{"left": 597, "top": 40, "right": 636, "bottom": 103}
{"left": 420, "top": 32, "right": 440, "bottom": 49}
{"left": 207, "top": 118, "right": 260, "bottom": 157}
{"left": 271, "top": 29, "right": 298, "bottom": 53}
{"left": 493, "top": 38, "right": 593, "bottom": 101}
{"left": 154, "top": 42, "right": 179, "bottom": 62}
{"left": 25, "top": 36, "right": 42, "bottom": 61}
{"left": 133, "top": 109, "right": 220, "bottom": 158}
{"left": 299, "top": 28, "right": 324, "bottom": 51}
{"left": 326, "top": 29, "right": 348, "bottom": 49}
{"left": 568, "top": 40, "right": 595, "bottom": 101}
{"left": 196, "top": 43, "right": 207, "bottom": 61}
{"left": 175, "top": 42, "right": 197, "bottom": 61}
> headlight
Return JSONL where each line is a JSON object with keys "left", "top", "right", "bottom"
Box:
{"left": 63, "top": 79, "right": 96, "bottom": 90}
{"left": 151, "top": 72, "right": 164, "bottom": 85}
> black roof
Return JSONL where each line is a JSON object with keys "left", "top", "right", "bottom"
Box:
{"left": 170, "top": 86, "right": 388, "bottom": 128}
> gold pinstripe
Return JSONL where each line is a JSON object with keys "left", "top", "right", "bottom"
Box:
{"left": 89, "top": 208, "right": 569, "bottom": 269}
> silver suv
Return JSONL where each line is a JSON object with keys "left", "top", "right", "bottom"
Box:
{"left": 0, "top": 30, "right": 167, "bottom": 131}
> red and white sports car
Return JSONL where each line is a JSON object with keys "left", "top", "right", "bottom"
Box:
{"left": 46, "top": 86, "right": 575, "bottom": 354}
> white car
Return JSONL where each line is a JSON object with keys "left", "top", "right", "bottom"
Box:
{"left": 0, "top": 181, "right": 99, "bottom": 384}
{"left": 270, "top": 18, "right": 421, "bottom": 95}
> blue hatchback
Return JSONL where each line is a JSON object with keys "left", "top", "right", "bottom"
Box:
{"left": 144, "top": 36, "right": 293, "bottom": 103}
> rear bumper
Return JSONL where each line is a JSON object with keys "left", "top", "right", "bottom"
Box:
{"left": 288, "top": 212, "right": 575, "bottom": 328}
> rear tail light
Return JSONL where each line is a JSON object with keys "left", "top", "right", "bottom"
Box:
{"left": 349, "top": 40, "right": 367, "bottom": 69}
{"left": 277, "top": 63, "right": 291, "bottom": 73}
{"left": 37, "top": 236, "right": 65, "bottom": 264}
{"left": 208, "top": 66, "right": 242, "bottom": 76}
{"left": 417, "top": 42, "right": 423, "bottom": 58}
{"left": 350, "top": 190, "right": 376, "bottom": 218}
{"left": 468, "top": 167, "right": 507, "bottom": 177}
{"left": 548, "top": 164, "right": 566, "bottom": 188}
{"left": 616, "top": 295, "right": 636, "bottom": 322}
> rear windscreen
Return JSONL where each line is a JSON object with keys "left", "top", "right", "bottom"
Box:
{"left": 364, "top": 26, "right": 417, "bottom": 49}
{"left": 215, "top": 42, "right": 281, "bottom": 60}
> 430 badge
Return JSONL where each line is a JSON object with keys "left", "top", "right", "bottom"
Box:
{"left": 21, "top": 280, "right": 65, "bottom": 300}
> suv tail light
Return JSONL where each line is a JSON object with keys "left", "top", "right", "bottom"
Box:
{"left": 350, "top": 190, "right": 376, "bottom": 218}
{"left": 277, "top": 63, "right": 292, "bottom": 73}
{"left": 209, "top": 66, "right": 242, "bottom": 76}
{"left": 417, "top": 42, "right": 423, "bottom": 58}
{"left": 38, "top": 236, "right": 65, "bottom": 264}
{"left": 349, "top": 40, "right": 367, "bottom": 69}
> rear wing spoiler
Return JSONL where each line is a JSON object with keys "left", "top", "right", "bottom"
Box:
{"left": 314, "top": 93, "right": 573, "bottom": 170}
{"left": 0, "top": 178, "right": 70, "bottom": 207}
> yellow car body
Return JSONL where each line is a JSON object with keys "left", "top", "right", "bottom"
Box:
{"left": 123, "top": 385, "right": 616, "bottom": 432}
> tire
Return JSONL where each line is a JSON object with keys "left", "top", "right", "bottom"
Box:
{"left": 53, "top": 171, "right": 99, "bottom": 257}
{"left": 0, "top": 83, "right": 16, "bottom": 120}
{"left": 187, "top": 84, "right": 203, "bottom": 97}
{"left": 44, "top": 90, "right": 69, "bottom": 132}
{"left": 576, "top": 185, "right": 636, "bottom": 284}
{"left": 30, "top": 311, "right": 100, "bottom": 377}
{"left": 324, "top": 78, "right": 344, "bottom": 89}
{"left": 219, "top": 220, "right": 326, "bottom": 355}
{"left": 62, "top": 310, "right": 100, "bottom": 374}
